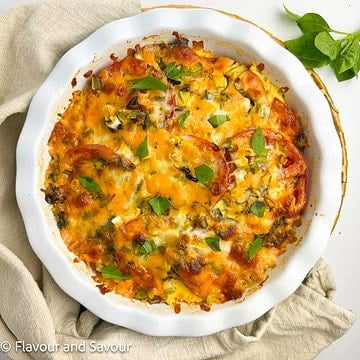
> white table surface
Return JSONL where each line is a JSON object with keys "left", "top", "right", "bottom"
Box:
{"left": 0, "top": 0, "right": 359, "bottom": 359}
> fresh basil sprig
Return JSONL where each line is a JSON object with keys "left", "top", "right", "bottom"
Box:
{"left": 101, "top": 265, "right": 131, "bottom": 280}
{"left": 284, "top": 6, "right": 360, "bottom": 81}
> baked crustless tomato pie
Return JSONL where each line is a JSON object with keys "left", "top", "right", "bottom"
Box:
{"left": 44, "top": 32, "right": 307, "bottom": 313}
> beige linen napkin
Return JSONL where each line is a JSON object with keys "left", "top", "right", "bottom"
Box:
{"left": 0, "top": 1, "right": 356, "bottom": 359}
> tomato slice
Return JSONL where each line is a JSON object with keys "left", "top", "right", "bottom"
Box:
{"left": 238, "top": 70, "right": 267, "bottom": 103}
{"left": 276, "top": 175, "right": 307, "bottom": 218}
{"left": 65, "top": 144, "right": 135, "bottom": 171}
{"left": 270, "top": 98, "right": 301, "bottom": 141}
{"left": 224, "top": 129, "right": 306, "bottom": 221}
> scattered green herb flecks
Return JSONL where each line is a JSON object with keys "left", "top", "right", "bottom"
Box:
{"left": 91, "top": 76, "right": 103, "bottom": 91}
{"left": 148, "top": 197, "right": 171, "bottom": 216}
{"left": 251, "top": 128, "right": 266, "bottom": 156}
{"left": 248, "top": 236, "right": 264, "bottom": 260}
{"left": 101, "top": 266, "right": 131, "bottom": 280}
{"left": 79, "top": 175, "right": 102, "bottom": 192}
{"left": 55, "top": 211, "right": 68, "bottom": 229}
{"left": 135, "top": 136, "right": 149, "bottom": 158}
{"left": 178, "top": 110, "right": 190, "bottom": 126}
{"left": 205, "top": 236, "right": 221, "bottom": 252}
{"left": 284, "top": 5, "right": 360, "bottom": 81}
{"left": 134, "top": 286, "right": 148, "bottom": 300}
{"left": 250, "top": 201, "right": 266, "bottom": 218}
{"left": 195, "top": 164, "right": 215, "bottom": 185}
{"left": 208, "top": 114, "right": 229, "bottom": 128}
{"left": 138, "top": 240, "right": 153, "bottom": 256}
{"left": 131, "top": 76, "right": 168, "bottom": 91}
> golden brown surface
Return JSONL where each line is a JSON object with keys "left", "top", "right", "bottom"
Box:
{"left": 44, "top": 33, "right": 307, "bottom": 312}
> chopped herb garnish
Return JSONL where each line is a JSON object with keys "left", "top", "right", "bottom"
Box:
{"left": 164, "top": 62, "right": 189, "bottom": 80}
{"left": 148, "top": 197, "right": 171, "bottom": 216}
{"left": 138, "top": 240, "right": 153, "bottom": 256}
{"left": 134, "top": 286, "right": 148, "bottom": 300}
{"left": 48, "top": 170, "right": 58, "bottom": 181}
{"left": 248, "top": 236, "right": 264, "bottom": 260}
{"left": 79, "top": 175, "right": 102, "bottom": 192}
{"left": 101, "top": 266, "right": 131, "bottom": 280}
{"left": 82, "top": 129, "right": 94, "bottom": 137}
{"left": 55, "top": 211, "right": 68, "bottom": 229}
{"left": 207, "top": 114, "right": 229, "bottom": 128}
{"left": 249, "top": 158, "right": 260, "bottom": 174}
{"left": 250, "top": 201, "right": 266, "bottom": 218}
{"left": 251, "top": 128, "right": 266, "bottom": 156}
{"left": 195, "top": 164, "right": 215, "bottom": 185}
{"left": 91, "top": 76, "right": 103, "bottom": 91}
{"left": 135, "top": 136, "right": 149, "bottom": 158}
{"left": 131, "top": 76, "right": 168, "bottom": 91}
{"left": 205, "top": 236, "right": 221, "bottom": 252}
{"left": 178, "top": 110, "right": 190, "bottom": 126}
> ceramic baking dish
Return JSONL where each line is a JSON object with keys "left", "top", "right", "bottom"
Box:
{"left": 16, "top": 8, "right": 342, "bottom": 336}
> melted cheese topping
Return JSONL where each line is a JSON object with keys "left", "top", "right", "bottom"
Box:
{"left": 44, "top": 34, "right": 306, "bottom": 312}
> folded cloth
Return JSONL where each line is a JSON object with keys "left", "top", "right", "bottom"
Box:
{"left": 0, "top": 1, "right": 355, "bottom": 359}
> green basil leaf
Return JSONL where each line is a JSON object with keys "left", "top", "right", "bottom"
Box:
{"left": 251, "top": 128, "right": 266, "bottom": 157}
{"left": 101, "top": 266, "right": 131, "bottom": 280}
{"left": 79, "top": 175, "right": 102, "bottom": 192}
{"left": 195, "top": 164, "right": 215, "bottom": 185}
{"left": 165, "top": 62, "right": 188, "bottom": 80}
{"left": 138, "top": 240, "right": 153, "bottom": 256}
{"left": 207, "top": 114, "right": 229, "bottom": 128}
{"left": 284, "top": 32, "right": 329, "bottom": 68}
{"left": 353, "top": 51, "right": 360, "bottom": 75}
{"left": 149, "top": 197, "right": 171, "bottom": 216}
{"left": 297, "top": 13, "right": 331, "bottom": 33}
{"left": 178, "top": 110, "right": 190, "bottom": 126}
{"left": 333, "top": 64, "right": 356, "bottom": 82}
{"left": 250, "top": 201, "right": 265, "bottom": 218}
{"left": 337, "top": 38, "right": 360, "bottom": 73}
{"left": 205, "top": 236, "right": 221, "bottom": 252}
{"left": 314, "top": 32, "right": 340, "bottom": 60}
{"left": 131, "top": 76, "right": 168, "bottom": 91}
{"left": 248, "top": 236, "right": 264, "bottom": 260}
{"left": 283, "top": 5, "right": 301, "bottom": 21}
{"left": 135, "top": 136, "right": 149, "bottom": 158}
{"left": 208, "top": 115, "right": 230, "bottom": 128}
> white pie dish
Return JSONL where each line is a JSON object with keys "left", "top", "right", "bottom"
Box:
{"left": 16, "top": 8, "right": 342, "bottom": 336}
